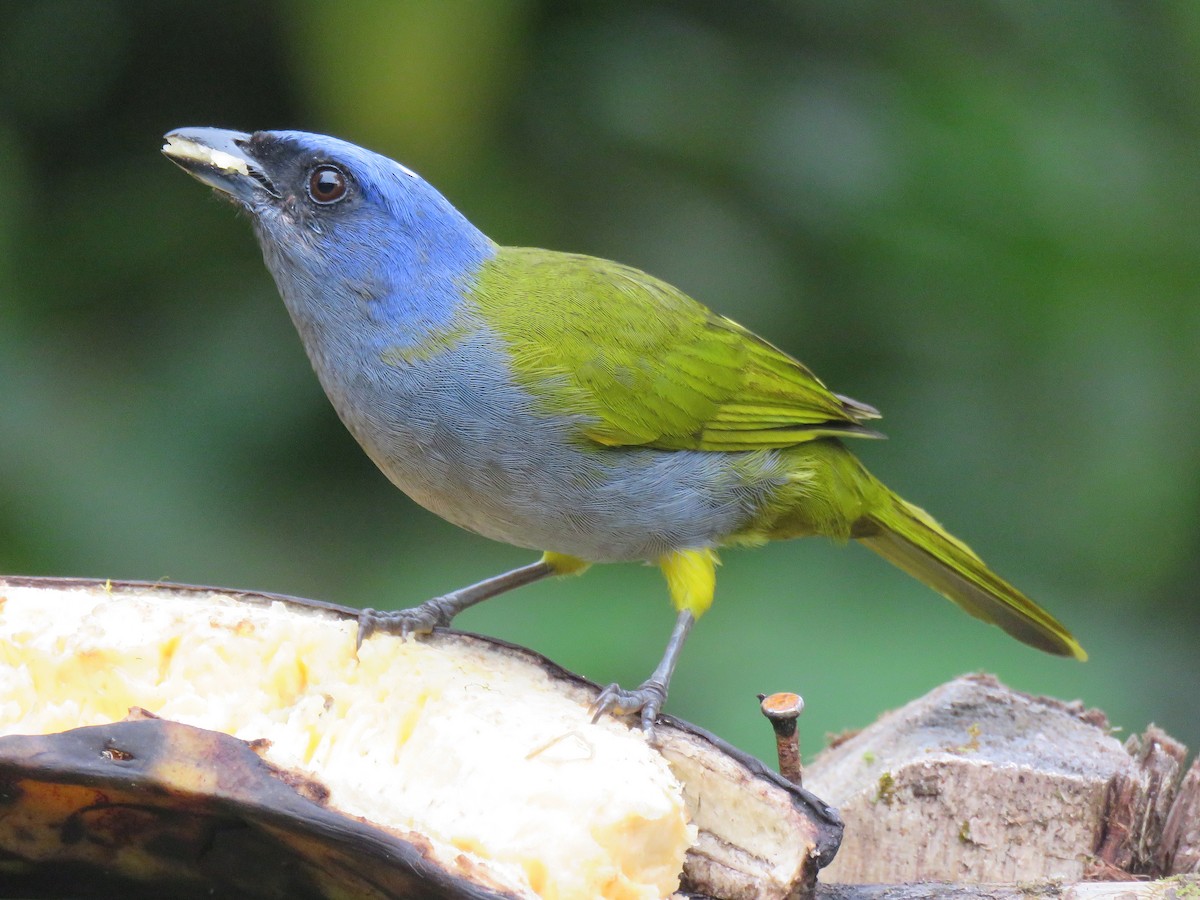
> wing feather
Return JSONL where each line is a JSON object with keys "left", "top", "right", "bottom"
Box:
{"left": 474, "top": 247, "right": 883, "bottom": 451}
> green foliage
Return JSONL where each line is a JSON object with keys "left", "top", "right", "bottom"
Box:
{"left": 1, "top": 1, "right": 1197, "bottom": 759}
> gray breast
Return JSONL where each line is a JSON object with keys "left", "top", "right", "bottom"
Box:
{"left": 314, "top": 331, "right": 778, "bottom": 562}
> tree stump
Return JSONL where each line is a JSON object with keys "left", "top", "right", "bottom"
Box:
{"left": 804, "top": 674, "right": 1197, "bottom": 884}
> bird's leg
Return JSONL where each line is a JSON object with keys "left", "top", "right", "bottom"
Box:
{"left": 591, "top": 608, "right": 695, "bottom": 735}
{"left": 357, "top": 557, "right": 562, "bottom": 648}
{"left": 589, "top": 547, "right": 715, "bottom": 733}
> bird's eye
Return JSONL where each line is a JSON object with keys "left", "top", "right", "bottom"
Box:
{"left": 307, "top": 165, "right": 348, "bottom": 204}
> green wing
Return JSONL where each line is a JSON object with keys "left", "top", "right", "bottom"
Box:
{"left": 473, "top": 247, "right": 882, "bottom": 451}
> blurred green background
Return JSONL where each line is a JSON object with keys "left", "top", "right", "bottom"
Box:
{"left": 1, "top": 1, "right": 1197, "bottom": 766}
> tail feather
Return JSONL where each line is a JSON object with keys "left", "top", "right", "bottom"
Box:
{"left": 859, "top": 490, "right": 1086, "bottom": 660}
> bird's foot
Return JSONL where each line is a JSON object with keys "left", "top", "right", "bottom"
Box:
{"left": 356, "top": 597, "right": 458, "bottom": 649}
{"left": 590, "top": 679, "right": 668, "bottom": 736}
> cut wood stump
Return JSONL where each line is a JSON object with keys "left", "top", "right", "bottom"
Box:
{"left": 803, "top": 673, "right": 1198, "bottom": 885}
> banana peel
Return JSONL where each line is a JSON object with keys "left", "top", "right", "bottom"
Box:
{"left": 0, "top": 576, "right": 841, "bottom": 899}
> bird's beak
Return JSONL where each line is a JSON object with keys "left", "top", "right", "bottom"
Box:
{"left": 162, "top": 127, "right": 280, "bottom": 202}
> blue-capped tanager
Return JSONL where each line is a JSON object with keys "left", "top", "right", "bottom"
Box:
{"left": 163, "top": 128, "right": 1085, "bottom": 732}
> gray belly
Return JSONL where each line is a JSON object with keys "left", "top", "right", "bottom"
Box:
{"left": 315, "top": 335, "right": 780, "bottom": 562}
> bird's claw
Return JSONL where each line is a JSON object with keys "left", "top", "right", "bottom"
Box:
{"left": 355, "top": 598, "right": 456, "bottom": 650}
{"left": 590, "top": 680, "right": 668, "bottom": 736}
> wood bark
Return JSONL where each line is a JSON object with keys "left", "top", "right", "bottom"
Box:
{"left": 802, "top": 674, "right": 1197, "bottom": 886}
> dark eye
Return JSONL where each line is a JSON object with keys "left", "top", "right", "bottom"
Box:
{"left": 307, "top": 165, "right": 348, "bottom": 204}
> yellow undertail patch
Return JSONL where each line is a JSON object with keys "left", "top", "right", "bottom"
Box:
{"left": 540, "top": 551, "right": 592, "bottom": 577}
{"left": 659, "top": 548, "right": 719, "bottom": 618}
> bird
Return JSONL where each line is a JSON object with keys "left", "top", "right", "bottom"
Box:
{"left": 163, "top": 127, "right": 1086, "bottom": 733}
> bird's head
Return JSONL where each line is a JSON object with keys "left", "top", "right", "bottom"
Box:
{"left": 162, "top": 128, "right": 492, "bottom": 319}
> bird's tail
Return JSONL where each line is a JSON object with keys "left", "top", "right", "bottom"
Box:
{"left": 858, "top": 488, "right": 1086, "bottom": 660}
